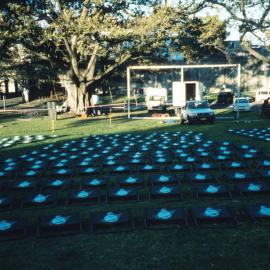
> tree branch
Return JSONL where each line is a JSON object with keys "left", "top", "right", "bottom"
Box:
{"left": 86, "top": 53, "right": 131, "bottom": 86}
{"left": 241, "top": 42, "right": 270, "bottom": 63}
{"left": 63, "top": 38, "right": 80, "bottom": 79}
{"left": 84, "top": 43, "right": 99, "bottom": 79}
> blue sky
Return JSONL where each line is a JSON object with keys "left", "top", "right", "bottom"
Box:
{"left": 165, "top": 0, "right": 269, "bottom": 45}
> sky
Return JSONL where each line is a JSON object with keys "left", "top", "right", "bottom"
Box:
{"left": 165, "top": 0, "right": 269, "bottom": 45}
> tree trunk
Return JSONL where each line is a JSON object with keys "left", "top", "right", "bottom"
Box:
{"left": 61, "top": 75, "right": 93, "bottom": 114}
{"left": 65, "top": 81, "right": 78, "bottom": 114}
{"left": 77, "top": 82, "right": 90, "bottom": 114}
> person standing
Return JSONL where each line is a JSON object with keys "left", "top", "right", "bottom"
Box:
{"left": 22, "top": 87, "right": 29, "bottom": 103}
{"left": 261, "top": 98, "right": 270, "bottom": 118}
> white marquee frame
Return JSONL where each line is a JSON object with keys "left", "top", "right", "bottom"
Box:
{"left": 126, "top": 64, "right": 241, "bottom": 119}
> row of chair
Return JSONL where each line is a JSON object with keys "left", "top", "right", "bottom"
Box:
{"left": 2, "top": 181, "right": 270, "bottom": 210}
{"left": 1, "top": 143, "right": 262, "bottom": 163}
{"left": 16, "top": 158, "right": 270, "bottom": 171}
{"left": 2, "top": 151, "right": 264, "bottom": 169}
{"left": 228, "top": 128, "right": 270, "bottom": 142}
{"left": 1, "top": 170, "right": 270, "bottom": 194}
{"left": 1, "top": 161, "right": 270, "bottom": 180}
{"left": 1, "top": 204, "right": 270, "bottom": 239}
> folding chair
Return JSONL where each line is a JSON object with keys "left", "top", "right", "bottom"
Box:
{"left": 237, "top": 144, "right": 256, "bottom": 151}
{"left": 110, "top": 165, "right": 131, "bottom": 174}
{"left": 221, "top": 161, "right": 248, "bottom": 170}
{"left": 217, "top": 141, "right": 235, "bottom": 147}
{"left": 106, "top": 187, "right": 139, "bottom": 202}
{"left": 186, "top": 172, "right": 217, "bottom": 184}
{"left": 139, "top": 164, "right": 160, "bottom": 173}
{"left": 195, "top": 151, "right": 213, "bottom": 158}
{"left": 51, "top": 159, "right": 73, "bottom": 169}
{"left": 256, "top": 159, "right": 270, "bottom": 169}
{"left": 43, "top": 179, "right": 71, "bottom": 190}
{"left": 181, "top": 156, "right": 198, "bottom": 164}
{"left": 0, "top": 217, "right": 27, "bottom": 240}
{"left": 67, "top": 189, "right": 100, "bottom": 205}
{"left": 81, "top": 177, "right": 109, "bottom": 189}
{"left": 190, "top": 206, "right": 238, "bottom": 227}
{"left": 236, "top": 182, "right": 270, "bottom": 196}
{"left": 152, "top": 156, "right": 173, "bottom": 165}
{"left": 0, "top": 170, "right": 8, "bottom": 180}
{"left": 77, "top": 166, "right": 100, "bottom": 176}
{"left": 194, "top": 183, "right": 231, "bottom": 199}
{"left": 149, "top": 174, "right": 179, "bottom": 185}
{"left": 223, "top": 171, "right": 255, "bottom": 182}
{"left": 22, "top": 192, "right": 57, "bottom": 208}
{"left": 0, "top": 195, "right": 13, "bottom": 210}
{"left": 239, "top": 152, "right": 259, "bottom": 160}
{"left": 168, "top": 164, "right": 191, "bottom": 172}
{"left": 90, "top": 209, "right": 134, "bottom": 233}
{"left": 193, "top": 162, "right": 218, "bottom": 171}
{"left": 12, "top": 179, "right": 39, "bottom": 191}
{"left": 259, "top": 169, "right": 270, "bottom": 180}
{"left": 50, "top": 168, "right": 74, "bottom": 177}
{"left": 0, "top": 168, "right": 17, "bottom": 179}
{"left": 18, "top": 164, "right": 45, "bottom": 177}
{"left": 144, "top": 207, "right": 188, "bottom": 228}
{"left": 149, "top": 185, "right": 182, "bottom": 200}
{"left": 37, "top": 213, "right": 82, "bottom": 237}
{"left": 213, "top": 153, "right": 233, "bottom": 162}
{"left": 117, "top": 175, "right": 145, "bottom": 188}
{"left": 75, "top": 158, "right": 94, "bottom": 168}
{"left": 244, "top": 204, "right": 270, "bottom": 224}
{"left": 102, "top": 158, "right": 122, "bottom": 167}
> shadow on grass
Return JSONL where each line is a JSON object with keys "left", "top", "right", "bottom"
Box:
{"left": 1, "top": 109, "right": 270, "bottom": 159}
{"left": 0, "top": 113, "right": 22, "bottom": 125}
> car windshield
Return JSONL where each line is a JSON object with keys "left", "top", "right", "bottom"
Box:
{"left": 235, "top": 99, "right": 248, "bottom": 104}
{"left": 187, "top": 101, "right": 209, "bottom": 109}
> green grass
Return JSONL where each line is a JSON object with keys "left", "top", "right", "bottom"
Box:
{"left": 0, "top": 110, "right": 270, "bottom": 270}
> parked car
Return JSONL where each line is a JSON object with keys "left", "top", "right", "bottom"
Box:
{"left": 217, "top": 91, "right": 234, "bottom": 105}
{"left": 233, "top": 97, "right": 251, "bottom": 112}
{"left": 180, "top": 100, "right": 215, "bottom": 124}
{"left": 244, "top": 95, "right": 255, "bottom": 103}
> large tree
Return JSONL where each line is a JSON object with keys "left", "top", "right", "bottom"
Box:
{"left": 204, "top": 0, "right": 270, "bottom": 64}
{"left": 1, "top": 0, "right": 185, "bottom": 113}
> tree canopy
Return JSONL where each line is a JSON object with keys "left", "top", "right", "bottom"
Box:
{"left": 1, "top": 0, "right": 186, "bottom": 112}
{"left": 0, "top": 0, "right": 234, "bottom": 112}
{"left": 204, "top": 0, "right": 270, "bottom": 63}
{"left": 173, "top": 15, "right": 227, "bottom": 63}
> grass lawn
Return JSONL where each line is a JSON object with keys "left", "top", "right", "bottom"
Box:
{"left": 0, "top": 110, "right": 270, "bottom": 270}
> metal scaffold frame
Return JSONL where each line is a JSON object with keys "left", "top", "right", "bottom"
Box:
{"left": 126, "top": 64, "right": 241, "bottom": 119}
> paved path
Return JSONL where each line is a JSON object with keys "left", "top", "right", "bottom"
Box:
{"left": 0, "top": 96, "right": 23, "bottom": 109}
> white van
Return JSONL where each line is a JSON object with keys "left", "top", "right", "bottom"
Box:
{"left": 256, "top": 90, "right": 270, "bottom": 103}
{"left": 144, "top": 87, "right": 168, "bottom": 112}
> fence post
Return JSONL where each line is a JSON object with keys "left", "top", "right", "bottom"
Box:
{"left": 47, "top": 101, "right": 57, "bottom": 135}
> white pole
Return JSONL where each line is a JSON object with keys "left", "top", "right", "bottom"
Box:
{"left": 237, "top": 64, "right": 241, "bottom": 119}
{"left": 127, "top": 67, "right": 131, "bottom": 119}
{"left": 181, "top": 67, "right": 184, "bottom": 83}
{"left": 3, "top": 95, "right": 6, "bottom": 110}
{"left": 130, "top": 64, "right": 238, "bottom": 70}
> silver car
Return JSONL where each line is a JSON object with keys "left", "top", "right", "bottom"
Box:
{"left": 180, "top": 100, "right": 215, "bottom": 124}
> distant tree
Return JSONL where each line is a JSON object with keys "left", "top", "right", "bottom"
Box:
{"left": 173, "top": 15, "right": 227, "bottom": 63}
